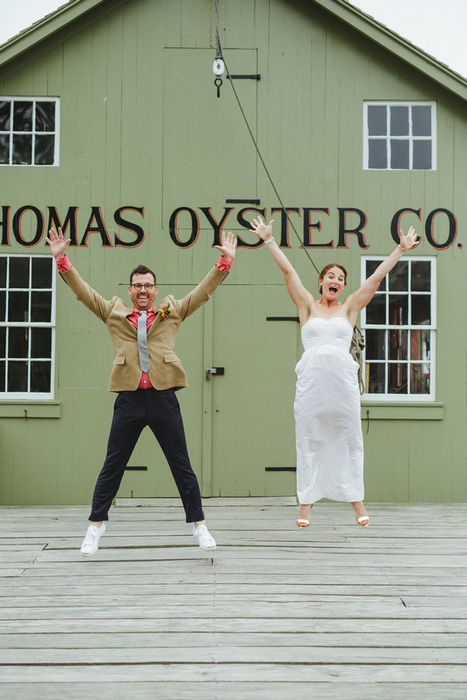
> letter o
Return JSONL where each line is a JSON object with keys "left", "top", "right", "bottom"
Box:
{"left": 425, "top": 209, "right": 457, "bottom": 250}
{"left": 169, "top": 207, "right": 200, "bottom": 248}
{"left": 13, "top": 206, "right": 44, "bottom": 247}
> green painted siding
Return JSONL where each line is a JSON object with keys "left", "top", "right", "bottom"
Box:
{"left": 0, "top": 0, "right": 466, "bottom": 505}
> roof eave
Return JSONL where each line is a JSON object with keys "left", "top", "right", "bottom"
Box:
{"left": 0, "top": 0, "right": 109, "bottom": 70}
{"left": 312, "top": 0, "right": 467, "bottom": 102}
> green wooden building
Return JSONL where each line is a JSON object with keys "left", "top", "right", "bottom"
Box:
{"left": 0, "top": 0, "right": 466, "bottom": 506}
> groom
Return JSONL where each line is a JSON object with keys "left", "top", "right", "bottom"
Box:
{"left": 46, "top": 226, "right": 236, "bottom": 556}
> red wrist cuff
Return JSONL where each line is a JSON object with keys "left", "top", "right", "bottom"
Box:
{"left": 216, "top": 256, "right": 233, "bottom": 272}
{"left": 55, "top": 255, "right": 73, "bottom": 272}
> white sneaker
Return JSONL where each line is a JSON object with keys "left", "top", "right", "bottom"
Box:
{"left": 193, "top": 523, "right": 216, "bottom": 550}
{"left": 80, "top": 523, "right": 106, "bottom": 556}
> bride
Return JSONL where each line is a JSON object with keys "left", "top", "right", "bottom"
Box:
{"left": 249, "top": 216, "right": 418, "bottom": 528}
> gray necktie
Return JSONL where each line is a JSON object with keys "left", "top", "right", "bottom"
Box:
{"left": 137, "top": 310, "right": 150, "bottom": 372}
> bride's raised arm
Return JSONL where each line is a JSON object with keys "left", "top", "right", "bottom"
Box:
{"left": 250, "top": 216, "right": 313, "bottom": 316}
{"left": 346, "top": 226, "right": 418, "bottom": 315}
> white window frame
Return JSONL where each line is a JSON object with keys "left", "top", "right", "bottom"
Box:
{"left": 0, "top": 255, "right": 56, "bottom": 400}
{"left": 0, "top": 96, "right": 60, "bottom": 167}
{"left": 363, "top": 101, "right": 437, "bottom": 171}
{"left": 361, "top": 255, "right": 436, "bottom": 402}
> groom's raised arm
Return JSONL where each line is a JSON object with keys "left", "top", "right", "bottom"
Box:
{"left": 176, "top": 230, "right": 236, "bottom": 321}
{"left": 46, "top": 226, "right": 113, "bottom": 322}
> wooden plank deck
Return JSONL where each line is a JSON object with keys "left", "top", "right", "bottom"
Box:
{"left": 0, "top": 499, "right": 466, "bottom": 699}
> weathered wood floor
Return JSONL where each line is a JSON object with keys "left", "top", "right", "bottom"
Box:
{"left": 0, "top": 498, "right": 466, "bottom": 699}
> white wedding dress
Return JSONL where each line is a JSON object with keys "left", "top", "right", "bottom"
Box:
{"left": 294, "top": 317, "right": 364, "bottom": 504}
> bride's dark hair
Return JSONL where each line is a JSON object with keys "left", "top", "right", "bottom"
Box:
{"left": 318, "top": 263, "right": 347, "bottom": 294}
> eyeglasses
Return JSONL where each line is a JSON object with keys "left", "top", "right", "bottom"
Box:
{"left": 131, "top": 283, "right": 155, "bottom": 291}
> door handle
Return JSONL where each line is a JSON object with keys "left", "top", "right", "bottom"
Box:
{"left": 206, "top": 367, "right": 225, "bottom": 380}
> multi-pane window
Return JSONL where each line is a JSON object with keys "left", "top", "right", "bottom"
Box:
{"left": 0, "top": 256, "right": 55, "bottom": 399}
{"left": 363, "top": 101, "right": 436, "bottom": 170}
{"left": 0, "top": 97, "right": 59, "bottom": 166}
{"left": 361, "top": 257, "right": 436, "bottom": 401}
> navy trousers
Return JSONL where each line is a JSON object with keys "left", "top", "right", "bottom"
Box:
{"left": 89, "top": 388, "right": 205, "bottom": 523}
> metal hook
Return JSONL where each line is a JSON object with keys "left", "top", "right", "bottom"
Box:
{"left": 214, "top": 77, "right": 223, "bottom": 98}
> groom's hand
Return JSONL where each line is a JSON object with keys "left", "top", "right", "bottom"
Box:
{"left": 214, "top": 230, "right": 237, "bottom": 260}
{"left": 46, "top": 227, "right": 71, "bottom": 258}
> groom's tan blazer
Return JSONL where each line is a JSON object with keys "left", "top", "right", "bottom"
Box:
{"left": 60, "top": 265, "right": 229, "bottom": 392}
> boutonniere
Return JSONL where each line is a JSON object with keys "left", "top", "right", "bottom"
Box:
{"left": 160, "top": 304, "right": 172, "bottom": 321}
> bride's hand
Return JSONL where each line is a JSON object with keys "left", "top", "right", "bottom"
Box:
{"left": 249, "top": 216, "right": 274, "bottom": 242}
{"left": 399, "top": 226, "right": 419, "bottom": 251}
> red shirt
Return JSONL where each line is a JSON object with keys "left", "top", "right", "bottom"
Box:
{"left": 55, "top": 254, "right": 232, "bottom": 389}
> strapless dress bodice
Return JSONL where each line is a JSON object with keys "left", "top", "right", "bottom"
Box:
{"left": 301, "top": 316, "right": 353, "bottom": 353}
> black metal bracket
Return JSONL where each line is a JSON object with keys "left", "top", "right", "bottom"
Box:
{"left": 227, "top": 74, "right": 261, "bottom": 80}
{"left": 265, "top": 467, "right": 297, "bottom": 472}
{"left": 226, "top": 199, "right": 261, "bottom": 205}
{"left": 266, "top": 316, "right": 300, "bottom": 322}
{"left": 125, "top": 466, "right": 148, "bottom": 471}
